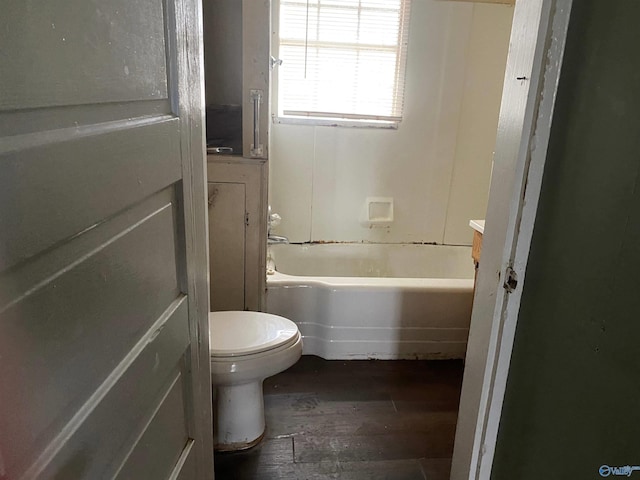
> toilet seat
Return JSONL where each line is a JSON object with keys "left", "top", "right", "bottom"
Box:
{"left": 209, "top": 311, "right": 299, "bottom": 358}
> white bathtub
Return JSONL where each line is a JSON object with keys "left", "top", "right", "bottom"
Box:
{"left": 265, "top": 243, "right": 474, "bottom": 360}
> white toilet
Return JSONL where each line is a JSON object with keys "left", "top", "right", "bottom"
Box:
{"left": 208, "top": 311, "right": 302, "bottom": 451}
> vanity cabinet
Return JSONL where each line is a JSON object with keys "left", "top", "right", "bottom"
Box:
{"left": 203, "top": 0, "right": 270, "bottom": 311}
{"left": 207, "top": 157, "right": 268, "bottom": 312}
{"left": 472, "top": 230, "right": 483, "bottom": 268}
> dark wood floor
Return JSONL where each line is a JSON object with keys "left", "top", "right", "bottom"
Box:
{"left": 214, "top": 356, "right": 463, "bottom": 480}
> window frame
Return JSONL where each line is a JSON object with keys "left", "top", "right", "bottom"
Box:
{"left": 271, "top": 0, "right": 411, "bottom": 129}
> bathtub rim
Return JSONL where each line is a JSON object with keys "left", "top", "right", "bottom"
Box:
{"left": 267, "top": 242, "right": 475, "bottom": 281}
{"left": 266, "top": 270, "right": 474, "bottom": 292}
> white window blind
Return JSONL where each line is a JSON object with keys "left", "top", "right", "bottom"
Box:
{"left": 277, "top": 0, "right": 412, "bottom": 124}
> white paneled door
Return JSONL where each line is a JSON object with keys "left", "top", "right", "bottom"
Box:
{"left": 0, "top": 0, "right": 214, "bottom": 478}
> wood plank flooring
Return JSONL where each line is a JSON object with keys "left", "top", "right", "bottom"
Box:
{"left": 214, "top": 356, "right": 463, "bottom": 480}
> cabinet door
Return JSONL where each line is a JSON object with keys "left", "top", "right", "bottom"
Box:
{"left": 208, "top": 182, "right": 246, "bottom": 311}
{"left": 207, "top": 160, "right": 267, "bottom": 311}
{"left": 202, "top": 0, "right": 270, "bottom": 159}
{"left": 243, "top": 0, "right": 270, "bottom": 159}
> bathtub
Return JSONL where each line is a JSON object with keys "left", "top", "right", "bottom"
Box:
{"left": 265, "top": 243, "right": 474, "bottom": 360}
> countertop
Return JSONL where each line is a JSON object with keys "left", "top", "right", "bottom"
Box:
{"left": 469, "top": 219, "right": 485, "bottom": 234}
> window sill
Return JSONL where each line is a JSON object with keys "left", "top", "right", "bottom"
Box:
{"left": 274, "top": 115, "right": 399, "bottom": 130}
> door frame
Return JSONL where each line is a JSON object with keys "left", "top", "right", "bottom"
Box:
{"left": 173, "top": 0, "right": 214, "bottom": 475}
{"left": 451, "top": 0, "right": 573, "bottom": 478}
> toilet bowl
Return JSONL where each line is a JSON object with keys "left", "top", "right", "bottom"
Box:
{"left": 209, "top": 311, "right": 302, "bottom": 451}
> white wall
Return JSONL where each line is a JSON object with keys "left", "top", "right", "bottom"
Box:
{"left": 270, "top": 0, "right": 513, "bottom": 245}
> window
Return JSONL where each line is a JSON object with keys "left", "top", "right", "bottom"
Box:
{"left": 275, "top": 0, "right": 412, "bottom": 127}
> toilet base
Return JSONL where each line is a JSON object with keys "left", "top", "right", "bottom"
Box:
{"left": 214, "top": 430, "right": 265, "bottom": 452}
{"left": 213, "top": 381, "right": 265, "bottom": 451}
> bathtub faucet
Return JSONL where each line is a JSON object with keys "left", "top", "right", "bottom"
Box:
{"left": 268, "top": 234, "right": 289, "bottom": 245}
{"left": 267, "top": 206, "right": 289, "bottom": 244}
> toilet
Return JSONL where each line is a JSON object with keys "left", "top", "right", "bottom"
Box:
{"left": 209, "top": 311, "right": 302, "bottom": 451}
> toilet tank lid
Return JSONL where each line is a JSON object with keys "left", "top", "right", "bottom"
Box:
{"left": 208, "top": 311, "right": 299, "bottom": 357}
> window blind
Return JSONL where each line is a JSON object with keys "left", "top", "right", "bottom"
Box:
{"left": 278, "top": 0, "right": 412, "bottom": 123}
